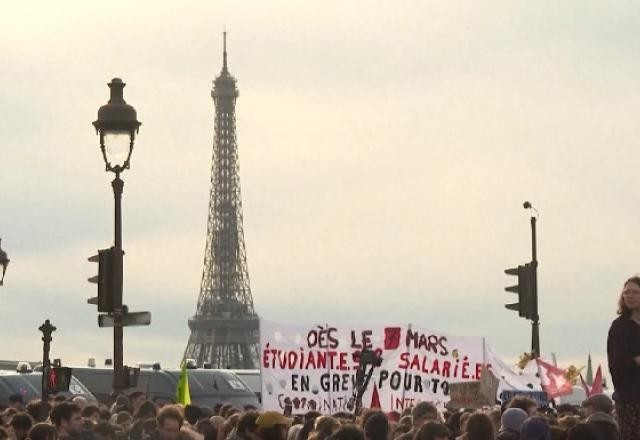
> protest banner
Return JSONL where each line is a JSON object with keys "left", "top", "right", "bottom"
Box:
{"left": 499, "top": 390, "right": 548, "bottom": 407}
{"left": 448, "top": 381, "right": 483, "bottom": 409}
{"left": 479, "top": 364, "right": 499, "bottom": 405}
{"left": 259, "top": 321, "right": 490, "bottom": 413}
{"left": 447, "top": 366, "right": 499, "bottom": 409}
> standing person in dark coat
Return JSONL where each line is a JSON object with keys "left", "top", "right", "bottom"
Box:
{"left": 607, "top": 276, "right": 640, "bottom": 440}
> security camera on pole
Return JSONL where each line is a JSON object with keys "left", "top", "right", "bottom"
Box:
{"left": 504, "top": 201, "right": 540, "bottom": 357}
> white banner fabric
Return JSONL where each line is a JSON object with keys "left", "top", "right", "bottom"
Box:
{"left": 259, "top": 321, "right": 495, "bottom": 413}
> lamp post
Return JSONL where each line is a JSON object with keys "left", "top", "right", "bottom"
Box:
{"left": 92, "top": 78, "right": 141, "bottom": 394}
{"left": 0, "top": 239, "right": 9, "bottom": 286}
{"left": 523, "top": 201, "right": 540, "bottom": 356}
{"left": 39, "top": 319, "right": 56, "bottom": 417}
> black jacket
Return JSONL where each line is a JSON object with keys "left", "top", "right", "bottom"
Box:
{"left": 607, "top": 315, "right": 640, "bottom": 403}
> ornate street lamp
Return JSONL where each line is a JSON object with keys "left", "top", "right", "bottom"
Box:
{"left": 0, "top": 238, "right": 9, "bottom": 286}
{"left": 92, "top": 78, "right": 141, "bottom": 394}
{"left": 93, "top": 78, "right": 141, "bottom": 174}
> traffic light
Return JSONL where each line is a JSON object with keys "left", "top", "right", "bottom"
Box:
{"left": 45, "top": 367, "right": 72, "bottom": 394}
{"left": 88, "top": 247, "right": 119, "bottom": 313}
{"left": 505, "top": 263, "right": 534, "bottom": 320}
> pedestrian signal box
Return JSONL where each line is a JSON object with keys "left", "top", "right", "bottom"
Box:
{"left": 45, "top": 367, "right": 72, "bottom": 394}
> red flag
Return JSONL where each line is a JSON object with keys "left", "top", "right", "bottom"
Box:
{"left": 591, "top": 366, "right": 603, "bottom": 395}
{"left": 536, "top": 358, "right": 572, "bottom": 398}
{"left": 370, "top": 384, "right": 381, "bottom": 409}
{"left": 580, "top": 374, "right": 590, "bottom": 396}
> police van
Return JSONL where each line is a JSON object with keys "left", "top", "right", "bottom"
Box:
{"left": 0, "top": 370, "right": 96, "bottom": 405}
{"left": 228, "top": 369, "right": 261, "bottom": 402}
{"left": 72, "top": 365, "right": 260, "bottom": 408}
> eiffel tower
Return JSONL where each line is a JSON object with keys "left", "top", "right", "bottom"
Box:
{"left": 184, "top": 34, "right": 259, "bottom": 369}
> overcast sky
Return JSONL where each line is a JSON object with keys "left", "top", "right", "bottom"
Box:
{"left": 2, "top": 1, "right": 638, "bottom": 375}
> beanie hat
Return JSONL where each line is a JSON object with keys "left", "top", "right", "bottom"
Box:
{"left": 501, "top": 408, "right": 528, "bottom": 432}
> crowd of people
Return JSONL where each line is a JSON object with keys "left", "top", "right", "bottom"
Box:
{"left": 0, "top": 271, "right": 633, "bottom": 440}
{"left": 0, "top": 390, "right": 622, "bottom": 440}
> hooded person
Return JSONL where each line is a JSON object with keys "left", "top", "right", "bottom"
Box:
{"left": 497, "top": 408, "right": 529, "bottom": 440}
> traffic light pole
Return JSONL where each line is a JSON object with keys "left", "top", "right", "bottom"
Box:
{"left": 112, "top": 173, "right": 125, "bottom": 395}
{"left": 39, "top": 319, "right": 56, "bottom": 418}
{"left": 530, "top": 215, "right": 540, "bottom": 357}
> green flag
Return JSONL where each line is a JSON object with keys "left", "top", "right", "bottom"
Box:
{"left": 176, "top": 361, "right": 191, "bottom": 405}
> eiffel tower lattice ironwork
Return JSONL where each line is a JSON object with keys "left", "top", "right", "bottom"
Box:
{"left": 184, "top": 33, "right": 259, "bottom": 369}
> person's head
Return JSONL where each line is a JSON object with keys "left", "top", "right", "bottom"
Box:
{"left": 71, "top": 397, "right": 87, "bottom": 411}
{"left": 500, "top": 408, "right": 528, "bottom": 433}
{"left": 459, "top": 413, "right": 472, "bottom": 434}
{"left": 157, "top": 406, "right": 184, "bottom": 440}
{"left": 184, "top": 405, "right": 203, "bottom": 426}
{"left": 223, "top": 413, "right": 241, "bottom": 439}
{"left": 196, "top": 420, "right": 217, "bottom": 440}
{"left": 287, "top": 424, "right": 303, "bottom": 440}
{"left": 81, "top": 405, "right": 101, "bottom": 425}
{"left": 464, "top": 413, "right": 493, "bottom": 440}
{"left": 411, "top": 402, "right": 440, "bottom": 429}
{"left": 93, "top": 422, "right": 117, "bottom": 440}
{"left": 50, "top": 403, "right": 83, "bottom": 435}
{"left": 255, "top": 411, "right": 292, "bottom": 440}
{"left": 298, "top": 418, "right": 315, "bottom": 440}
{"left": 521, "top": 417, "right": 551, "bottom": 440}
{"left": 129, "top": 392, "right": 147, "bottom": 413}
{"left": 135, "top": 401, "right": 157, "bottom": 421}
{"left": 566, "top": 424, "right": 597, "bottom": 440}
{"left": 581, "top": 394, "right": 614, "bottom": 417}
{"left": 386, "top": 413, "right": 400, "bottom": 424}
{"left": 99, "top": 408, "right": 111, "bottom": 422}
{"left": 359, "top": 411, "right": 378, "bottom": 431}
{"left": 619, "top": 276, "right": 640, "bottom": 315}
{"left": 585, "top": 413, "right": 619, "bottom": 440}
{"left": 237, "top": 411, "right": 260, "bottom": 440}
{"left": 414, "top": 421, "right": 449, "bottom": 440}
{"left": 363, "top": 412, "right": 388, "bottom": 440}
{"left": 327, "top": 426, "right": 364, "bottom": 440}
{"left": 116, "top": 411, "right": 133, "bottom": 432}
{"left": 219, "top": 404, "right": 233, "bottom": 419}
{"left": 26, "top": 423, "right": 57, "bottom": 440}
{"left": 313, "top": 416, "right": 341, "bottom": 440}
{"left": 507, "top": 396, "right": 538, "bottom": 416}
{"left": 8, "top": 395, "right": 24, "bottom": 411}
{"left": 200, "top": 407, "right": 213, "bottom": 420}
{"left": 305, "top": 412, "right": 321, "bottom": 424}
{"left": 210, "top": 416, "right": 226, "bottom": 433}
{"left": 26, "top": 399, "right": 44, "bottom": 423}
{"left": 444, "top": 411, "right": 464, "bottom": 437}
{"left": 392, "top": 423, "right": 410, "bottom": 439}
{"left": 10, "top": 413, "right": 34, "bottom": 440}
